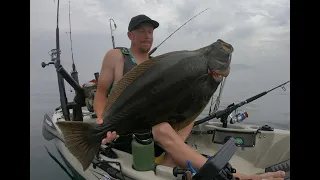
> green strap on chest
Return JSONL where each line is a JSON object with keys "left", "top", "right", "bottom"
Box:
{"left": 119, "top": 48, "right": 137, "bottom": 64}
{"left": 107, "top": 47, "right": 138, "bottom": 96}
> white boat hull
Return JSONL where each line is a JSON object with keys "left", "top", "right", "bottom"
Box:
{"left": 44, "top": 107, "right": 290, "bottom": 180}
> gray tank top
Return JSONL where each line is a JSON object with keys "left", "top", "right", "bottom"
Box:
{"left": 108, "top": 47, "right": 137, "bottom": 95}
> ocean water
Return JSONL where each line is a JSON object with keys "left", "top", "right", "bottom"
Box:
{"left": 30, "top": 63, "right": 290, "bottom": 180}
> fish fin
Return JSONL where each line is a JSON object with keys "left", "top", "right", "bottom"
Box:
{"left": 103, "top": 59, "right": 158, "bottom": 113}
{"left": 170, "top": 105, "right": 207, "bottom": 131}
{"left": 171, "top": 78, "right": 216, "bottom": 131}
{"left": 56, "top": 121, "right": 101, "bottom": 171}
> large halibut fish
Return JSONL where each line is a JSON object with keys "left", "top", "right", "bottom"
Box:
{"left": 56, "top": 39, "right": 234, "bottom": 171}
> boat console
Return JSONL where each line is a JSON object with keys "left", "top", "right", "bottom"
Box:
{"left": 210, "top": 123, "right": 258, "bottom": 148}
{"left": 191, "top": 121, "right": 278, "bottom": 148}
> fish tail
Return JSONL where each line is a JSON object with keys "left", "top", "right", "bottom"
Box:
{"left": 56, "top": 121, "right": 101, "bottom": 171}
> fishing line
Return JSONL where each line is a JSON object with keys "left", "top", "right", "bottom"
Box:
{"left": 209, "top": 77, "right": 227, "bottom": 115}
{"left": 66, "top": 1, "right": 76, "bottom": 69}
{"left": 208, "top": 54, "right": 232, "bottom": 116}
{"left": 148, "top": 8, "right": 210, "bottom": 55}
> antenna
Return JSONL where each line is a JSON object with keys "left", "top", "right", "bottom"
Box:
{"left": 66, "top": 1, "right": 79, "bottom": 84}
{"left": 109, "top": 18, "right": 117, "bottom": 49}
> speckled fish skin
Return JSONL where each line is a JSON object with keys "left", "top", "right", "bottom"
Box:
{"left": 56, "top": 39, "right": 234, "bottom": 171}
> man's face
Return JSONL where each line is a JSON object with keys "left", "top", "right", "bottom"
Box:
{"left": 128, "top": 23, "right": 154, "bottom": 53}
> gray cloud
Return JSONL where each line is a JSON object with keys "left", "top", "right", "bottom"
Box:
{"left": 31, "top": 0, "right": 290, "bottom": 85}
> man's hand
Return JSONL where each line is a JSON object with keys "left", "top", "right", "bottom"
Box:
{"left": 235, "top": 171, "right": 286, "bottom": 180}
{"left": 96, "top": 117, "right": 119, "bottom": 144}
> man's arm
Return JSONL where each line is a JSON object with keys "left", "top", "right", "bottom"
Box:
{"left": 94, "top": 49, "right": 120, "bottom": 120}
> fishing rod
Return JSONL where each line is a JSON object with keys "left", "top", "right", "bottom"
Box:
{"left": 66, "top": 1, "right": 79, "bottom": 84}
{"left": 194, "top": 80, "right": 290, "bottom": 128}
{"left": 148, "top": 8, "right": 210, "bottom": 56}
{"left": 41, "top": 0, "right": 85, "bottom": 121}
{"left": 52, "top": 0, "right": 70, "bottom": 120}
{"left": 109, "top": 18, "right": 117, "bottom": 49}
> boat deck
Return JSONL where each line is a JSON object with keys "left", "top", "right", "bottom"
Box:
{"left": 68, "top": 108, "right": 289, "bottom": 175}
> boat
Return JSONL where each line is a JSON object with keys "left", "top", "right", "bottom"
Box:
{"left": 42, "top": 91, "right": 290, "bottom": 180}
{"left": 41, "top": 1, "right": 290, "bottom": 179}
{"left": 41, "top": 55, "right": 290, "bottom": 180}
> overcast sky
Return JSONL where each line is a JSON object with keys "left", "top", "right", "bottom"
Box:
{"left": 30, "top": 0, "right": 290, "bottom": 85}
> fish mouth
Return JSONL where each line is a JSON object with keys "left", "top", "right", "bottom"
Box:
{"left": 208, "top": 67, "right": 230, "bottom": 78}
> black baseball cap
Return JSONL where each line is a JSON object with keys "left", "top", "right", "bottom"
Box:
{"left": 128, "top": 14, "right": 159, "bottom": 32}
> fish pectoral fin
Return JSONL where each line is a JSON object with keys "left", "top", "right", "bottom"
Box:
{"left": 169, "top": 107, "right": 199, "bottom": 124}
{"left": 170, "top": 102, "right": 208, "bottom": 131}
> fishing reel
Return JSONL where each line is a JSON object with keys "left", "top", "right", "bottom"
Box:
{"left": 227, "top": 108, "right": 249, "bottom": 125}
{"left": 217, "top": 103, "right": 248, "bottom": 128}
{"left": 41, "top": 49, "right": 61, "bottom": 68}
{"left": 41, "top": 62, "right": 54, "bottom": 68}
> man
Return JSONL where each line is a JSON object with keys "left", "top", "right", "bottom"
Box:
{"left": 94, "top": 14, "right": 285, "bottom": 180}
